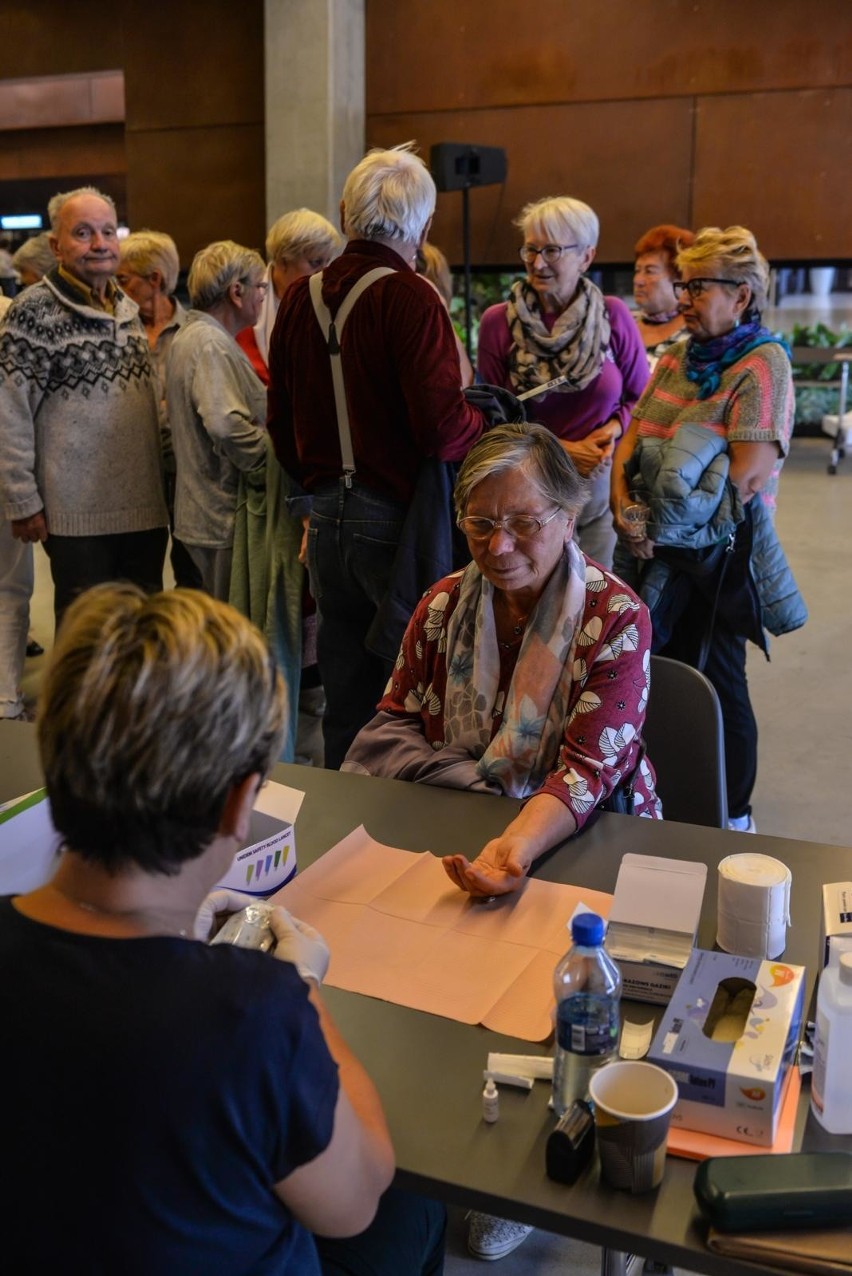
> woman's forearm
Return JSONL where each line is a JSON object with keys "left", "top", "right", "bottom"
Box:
{"left": 502, "top": 793, "right": 578, "bottom": 865}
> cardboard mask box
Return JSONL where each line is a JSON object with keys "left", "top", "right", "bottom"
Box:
{"left": 648, "top": 949, "right": 805, "bottom": 1147}
{"left": 604, "top": 854, "right": 707, "bottom": 1004}
{"left": 215, "top": 781, "right": 301, "bottom": 895}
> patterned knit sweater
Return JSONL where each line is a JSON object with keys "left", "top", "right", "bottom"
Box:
{"left": 630, "top": 338, "right": 794, "bottom": 514}
{"left": 0, "top": 269, "right": 167, "bottom": 536}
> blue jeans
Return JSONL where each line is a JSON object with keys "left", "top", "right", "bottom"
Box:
{"left": 307, "top": 481, "right": 406, "bottom": 769}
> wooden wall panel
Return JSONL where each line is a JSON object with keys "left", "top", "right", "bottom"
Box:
{"left": 0, "top": 3, "right": 124, "bottom": 79}
{"left": 0, "top": 0, "right": 265, "bottom": 260}
{"left": 367, "top": 98, "right": 694, "bottom": 265}
{"left": 125, "top": 125, "right": 266, "bottom": 267}
{"left": 122, "top": 0, "right": 264, "bottom": 129}
{"left": 0, "top": 126, "right": 126, "bottom": 182}
{"left": 693, "top": 88, "right": 852, "bottom": 259}
{"left": 366, "top": 0, "right": 852, "bottom": 260}
{"left": 366, "top": 0, "right": 852, "bottom": 114}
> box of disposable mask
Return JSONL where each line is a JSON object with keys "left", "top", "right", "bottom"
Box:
{"left": 648, "top": 949, "right": 805, "bottom": 1146}
{"left": 214, "top": 781, "right": 303, "bottom": 896}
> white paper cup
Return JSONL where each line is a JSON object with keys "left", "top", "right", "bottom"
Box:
{"left": 716, "top": 853, "right": 791, "bottom": 959}
{"left": 588, "top": 1061, "right": 678, "bottom": 1192}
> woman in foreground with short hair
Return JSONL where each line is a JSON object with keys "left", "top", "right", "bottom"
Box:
{"left": 0, "top": 584, "right": 444, "bottom": 1274}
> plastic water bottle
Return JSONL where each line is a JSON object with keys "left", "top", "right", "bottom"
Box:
{"left": 811, "top": 950, "right": 852, "bottom": 1134}
{"left": 552, "top": 912, "right": 622, "bottom": 1116}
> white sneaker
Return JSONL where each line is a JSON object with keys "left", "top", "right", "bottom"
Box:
{"left": 727, "top": 813, "right": 756, "bottom": 833}
{"left": 467, "top": 1211, "right": 534, "bottom": 1261}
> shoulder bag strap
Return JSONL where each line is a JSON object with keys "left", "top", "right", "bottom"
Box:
{"left": 308, "top": 266, "right": 395, "bottom": 487}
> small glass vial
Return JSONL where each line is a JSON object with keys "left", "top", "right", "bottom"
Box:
{"left": 482, "top": 1076, "right": 499, "bottom": 1123}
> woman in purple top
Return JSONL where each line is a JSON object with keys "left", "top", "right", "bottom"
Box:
{"left": 477, "top": 196, "right": 648, "bottom": 568}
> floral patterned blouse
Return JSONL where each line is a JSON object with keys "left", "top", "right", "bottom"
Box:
{"left": 370, "top": 561, "right": 662, "bottom": 831}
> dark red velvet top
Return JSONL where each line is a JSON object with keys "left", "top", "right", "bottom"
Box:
{"left": 266, "top": 240, "right": 483, "bottom": 501}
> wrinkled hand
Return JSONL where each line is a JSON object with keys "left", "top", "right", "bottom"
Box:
{"left": 624, "top": 535, "right": 655, "bottom": 560}
{"left": 611, "top": 497, "right": 656, "bottom": 559}
{"left": 12, "top": 512, "right": 47, "bottom": 543}
{"left": 561, "top": 425, "right": 618, "bottom": 477}
{"left": 193, "top": 888, "right": 260, "bottom": 941}
{"left": 442, "top": 835, "right": 533, "bottom": 897}
{"left": 269, "top": 905, "right": 330, "bottom": 984}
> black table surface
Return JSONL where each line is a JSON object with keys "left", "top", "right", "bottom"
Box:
{"left": 3, "top": 722, "right": 851, "bottom": 1275}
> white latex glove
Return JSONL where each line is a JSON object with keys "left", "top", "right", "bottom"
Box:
{"left": 269, "top": 905, "right": 330, "bottom": 985}
{"left": 194, "top": 888, "right": 261, "bottom": 941}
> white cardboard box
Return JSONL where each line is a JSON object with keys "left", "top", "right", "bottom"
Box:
{"left": 604, "top": 854, "right": 707, "bottom": 1004}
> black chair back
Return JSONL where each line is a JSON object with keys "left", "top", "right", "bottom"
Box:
{"left": 643, "top": 654, "right": 728, "bottom": 828}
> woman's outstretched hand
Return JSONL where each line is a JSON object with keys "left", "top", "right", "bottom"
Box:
{"left": 442, "top": 835, "right": 533, "bottom": 897}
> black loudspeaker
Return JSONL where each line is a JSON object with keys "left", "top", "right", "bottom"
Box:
{"left": 429, "top": 143, "right": 507, "bottom": 192}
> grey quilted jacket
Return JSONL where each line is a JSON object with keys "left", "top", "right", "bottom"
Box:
{"left": 613, "top": 423, "right": 806, "bottom": 641}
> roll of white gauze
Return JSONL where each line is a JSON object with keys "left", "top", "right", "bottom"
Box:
{"left": 716, "top": 853, "right": 792, "bottom": 959}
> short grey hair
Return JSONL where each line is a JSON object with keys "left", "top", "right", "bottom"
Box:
{"left": 454, "top": 422, "right": 589, "bottom": 520}
{"left": 120, "top": 230, "right": 180, "bottom": 295}
{"left": 39, "top": 585, "right": 286, "bottom": 875}
{"left": 11, "top": 233, "right": 55, "bottom": 280}
{"left": 677, "top": 225, "right": 770, "bottom": 316}
{"left": 47, "top": 185, "right": 117, "bottom": 233}
{"left": 187, "top": 239, "right": 265, "bottom": 310}
{"left": 515, "top": 196, "right": 600, "bottom": 252}
{"left": 341, "top": 143, "right": 435, "bottom": 246}
{"left": 266, "top": 208, "right": 342, "bottom": 265}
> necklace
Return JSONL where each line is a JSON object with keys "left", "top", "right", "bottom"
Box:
{"left": 640, "top": 307, "right": 681, "bottom": 325}
{"left": 50, "top": 883, "right": 189, "bottom": 938}
{"left": 497, "top": 611, "right": 529, "bottom": 651}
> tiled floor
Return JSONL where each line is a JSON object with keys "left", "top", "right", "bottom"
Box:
{"left": 17, "top": 435, "right": 852, "bottom": 1274}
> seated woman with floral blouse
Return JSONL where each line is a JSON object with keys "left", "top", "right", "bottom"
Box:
{"left": 343, "top": 423, "right": 661, "bottom": 898}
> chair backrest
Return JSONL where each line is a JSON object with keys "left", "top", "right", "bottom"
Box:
{"left": 643, "top": 654, "right": 728, "bottom": 828}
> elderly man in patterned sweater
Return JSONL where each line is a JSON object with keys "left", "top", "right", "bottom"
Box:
{"left": 0, "top": 186, "right": 167, "bottom": 627}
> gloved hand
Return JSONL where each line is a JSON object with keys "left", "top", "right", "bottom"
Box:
{"left": 193, "top": 888, "right": 261, "bottom": 941}
{"left": 269, "top": 905, "right": 330, "bottom": 985}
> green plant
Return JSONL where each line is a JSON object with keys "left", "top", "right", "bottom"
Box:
{"left": 790, "top": 322, "right": 852, "bottom": 381}
{"left": 449, "top": 271, "right": 522, "bottom": 360}
{"left": 789, "top": 322, "right": 852, "bottom": 428}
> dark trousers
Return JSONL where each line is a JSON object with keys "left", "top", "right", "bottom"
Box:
{"left": 44, "top": 528, "right": 168, "bottom": 630}
{"left": 658, "top": 584, "right": 757, "bottom": 820}
{"left": 308, "top": 481, "right": 406, "bottom": 769}
{"left": 315, "top": 1188, "right": 445, "bottom": 1276}
{"left": 164, "top": 469, "right": 203, "bottom": 590}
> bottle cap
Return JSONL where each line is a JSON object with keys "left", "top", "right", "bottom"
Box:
{"left": 571, "top": 912, "right": 604, "bottom": 946}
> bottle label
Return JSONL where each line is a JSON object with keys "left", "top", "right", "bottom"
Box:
{"left": 557, "top": 993, "right": 618, "bottom": 1057}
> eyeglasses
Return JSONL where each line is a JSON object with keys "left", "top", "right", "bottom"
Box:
{"left": 672, "top": 278, "right": 744, "bottom": 301}
{"left": 519, "top": 243, "right": 579, "bottom": 266}
{"left": 458, "top": 509, "right": 563, "bottom": 541}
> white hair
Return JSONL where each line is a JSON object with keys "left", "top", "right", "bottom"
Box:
{"left": 516, "top": 196, "right": 600, "bottom": 251}
{"left": 11, "top": 233, "right": 55, "bottom": 280}
{"left": 265, "top": 208, "right": 341, "bottom": 265}
{"left": 47, "top": 186, "right": 117, "bottom": 233}
{"left": 187, "top": 240, "right": 265, "bottom": 310}
{"left": 341, "top": 143, "right": 435, "bottom": 246}
{"left": 120, "top": 230, "right": 180, "bottom": 295}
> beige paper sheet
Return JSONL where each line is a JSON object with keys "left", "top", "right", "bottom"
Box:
{"left": 274, "top": 826, "right": 612, "bottom": 1042}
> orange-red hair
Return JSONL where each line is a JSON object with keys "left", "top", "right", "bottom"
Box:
{"left": 634, "top": 224, "right": 695, "bottom": 273}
